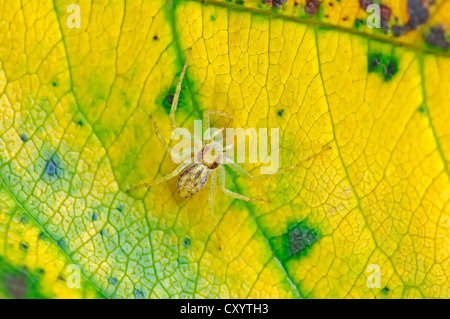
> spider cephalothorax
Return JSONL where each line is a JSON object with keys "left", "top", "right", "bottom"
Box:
{"left": 198, "top": 143, "right": 223, "bottom": 170}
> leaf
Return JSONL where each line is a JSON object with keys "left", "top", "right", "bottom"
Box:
{"left": 0, "top": 0, "right": 449, "bottom": 299}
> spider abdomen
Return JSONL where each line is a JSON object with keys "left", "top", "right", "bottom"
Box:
{"left": 177, "top": 163, "right": 210, "bottom": 198}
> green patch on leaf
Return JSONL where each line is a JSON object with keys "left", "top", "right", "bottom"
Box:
{"left": 367, "top": 52, "right": 399, "bottom": 81}
{"left": 270, "top": 221, "right": 320, "bottom": 262}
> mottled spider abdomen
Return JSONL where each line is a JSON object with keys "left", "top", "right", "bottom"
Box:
{"left": 177, "top": 163, "right": 210, "bottom": 198}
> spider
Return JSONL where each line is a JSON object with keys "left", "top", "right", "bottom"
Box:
{"left": 127, "top": 49, "right": 331, "bottom": 250}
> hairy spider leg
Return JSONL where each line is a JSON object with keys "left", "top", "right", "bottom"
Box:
{"left": 218, "top": 166, "right": 269, "bottom": 202}
{"left": 170, "top": 48, "right": 192, "bottom": 130}
{"left": 222, "top": 146, "right": 332, "bottom": 181}
{"left": 208, "top": 171, "right": 222, "bottom": 250}
{"left": 203, "top": 110, "right": 233, "bottom": 143}
{"left": 150, "top": 113, "right": 204, "bottom": 165}
{"left": 126, "top": 161, "right": 190, "bottom": 192}
{"left": 149, "top": 115, "right": 171, "bottom": 152}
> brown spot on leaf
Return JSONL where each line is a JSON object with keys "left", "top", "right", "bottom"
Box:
{"left": 359, "top": 0, "right": 372, "bottom": 10}
{"left": 392, "top": 25, "right": 405, "bottom": 37}
{"left": 406, "top": 0, "right": 429, "bottom": 30}
{"left": 390, "top": 0, "right": 429, "bottom": 37}
{"left": 380, "top": 3, "right": 392, "bottom": 33}
{"left": 380, "top": 3, "right": 391, "bottom": 21}
{"left": 272, "top": 0, "right": 287, "bottom": 7}
{"left": 425, "top": 25, "right": 450, "bottom": 51}
{"left": 262, "top": 0, "right": 287, "bottom": 7}
{"left": 305, "top": 0, "right": 320, "bottom": 15}
{"left": 5, "top": 273, "right": 27, "bottom": 299}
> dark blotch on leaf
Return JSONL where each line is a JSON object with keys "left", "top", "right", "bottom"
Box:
{"left": 379, "top": 4, "right": 391, "bottom": 33}
{"left": 368, "top": 54, "right": 380, "bottom": 72}
{"left": 20, "top": 134, "right": 28, "bottom": 142}
{"left": 160, "top": 71, "right": 191, "bottom": 114}
{"left": 354, "top": 19, "right": 365, "bottom": 29}
{"left": 44, "top": 154, "right": 63, "bottom": 178}
{"left": 164, "top": 93, "right": 175, "bottom": 113}
{"left": 134, "top": 288, "right": 145, "bottom": 299}
{"left": 153, "top": 35, "right": 158, "bottom": 41}
{"left": 1, "top": 260, "right": 47, "bottom": 299}
{"left": 277, "top": 109, "right": 284, "bottom": 117}
{"left": 381, "top": 287, "right": 389, "bottom": 295}
{"left": 20, "top": 243, "right": 28, "bottom": 250}
{"left": 388, "top": 0, "right": 429, "bottom": 36}
{"left": 359, "top": 0, "right": 372, "bottom": 10}
{"left": 273, "top": 0, "right": 287, "bottom": 7}
{"left": 425, "top": 25, "right": 450, "bottom": 51}
{"left": 406, "top": 0, "right": 429, "bottom": 30}
{"left": 45, "top": 159, "right": 58, "bottom": 177}
{"left": 57, "top": 239, "right": 66, "bottom": 249}
{"left": 288, "top": 224, "right": 318, "bottom": 256}
{"left": 367, "top": 52, "right": 398, "bottom": 81}
{"left": 264, "top": 0, "right": 286, "bottom": 8}
{"left": 4, "top": 272, "right": 27, "bottom": 299}
{"left": 305, "top": 0, "right": 320, "bottom": 15}
{"left": 418, "top": 105, "right": 426, "bottom": 113}
{"left": 383, "top": 60, "right": 398, "bottom": 80}
{"left": 380, "top": 4, "right": 391, "bottom": 22}
{"left": 109, "top": 277, "right": 118, "bottom": 285}
{"left": 270, "top": 222, "right": 319, "bottom": 261}
{"left": 392, "top": 25, "right": 405, "bottom": 37}
{"left": 92, "top": 211, "right": 99, "bottom": 221}
{"left": 184, "top": 237, "right": 191, "bottom": 248}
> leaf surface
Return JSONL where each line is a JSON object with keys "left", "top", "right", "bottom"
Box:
{"left": 0, "top": 0, "right": 449, "bottom": 298}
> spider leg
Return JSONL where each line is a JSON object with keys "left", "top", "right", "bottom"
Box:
{"left": 208, "top": 127, "right": 225, "bottom": 142}
{"left": 223, "top": 143, "right": 234, "bottom": 151}
{"left": 218, "top": 166, "right": 269, "bottom": 202}
{"left": 149, "top": 115, "right": 171, "bottom": 153}
{"left": 224, "top": 146, "right": 332, "bottom": 179}
{"left": 208, "top": 170, "right": 222, "bottom": 251}
{"left": 170, "top": 48, "right": 191, "bottom": 130}
{"left": 170, "top": 130, "right": 203, "bottom": 164}
{"left": 223, "top": 159, "right": 265, "bottom": 180}
{"left": 126, "top": 162, "right": 190, "bottom": 192}
{"left": 272, "top": 146, "right": 333, "bottom": 175}
{"left": 203, "top": 110, "right": 233, "bottom": 142}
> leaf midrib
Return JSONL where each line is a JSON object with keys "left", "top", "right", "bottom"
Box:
{"left": 192, "top": 0, "right": 450, "bottom": 57}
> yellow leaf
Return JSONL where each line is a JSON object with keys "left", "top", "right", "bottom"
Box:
{"left": 0, "top": 0, "right": 448, "bottom": 299}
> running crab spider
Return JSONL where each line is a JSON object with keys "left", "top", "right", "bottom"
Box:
{"left": 127, "top": 49, "right": 331, "bottom": 250}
